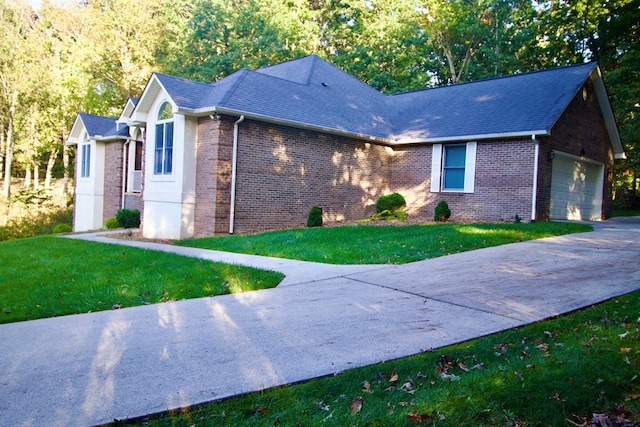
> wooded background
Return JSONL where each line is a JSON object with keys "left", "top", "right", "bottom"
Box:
{"left": 1, "top": 0, "right": 638, "bottom": 224}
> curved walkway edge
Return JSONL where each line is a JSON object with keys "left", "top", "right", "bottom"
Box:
{"left": 1, "top": 218, "right": 639, "bottom": 426}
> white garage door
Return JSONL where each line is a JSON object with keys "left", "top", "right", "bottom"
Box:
{"left": 550, "top": 152, "right": 604, "bottom": 221}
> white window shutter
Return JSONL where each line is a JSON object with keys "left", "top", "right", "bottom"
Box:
{"left": 464, "top": 141, "right": 476, "bottom": 193}
{"left": 430, "top": 144, "right": 442, "bottom": 192}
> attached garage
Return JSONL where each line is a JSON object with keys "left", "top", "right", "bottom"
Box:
{"left": 550, "top": 151, "right": 604, "bottom": 221}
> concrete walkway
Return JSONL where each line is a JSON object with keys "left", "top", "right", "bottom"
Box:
{"left": 1, "top": 218, "right": 639, "bottom": 426}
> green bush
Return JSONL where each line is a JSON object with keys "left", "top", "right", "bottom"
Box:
{"left": 115, "top": 208, "right": 140, "bottom": 228}
{"left": 307, "top": 206, "right": 323, "bottom": 228}
{"left": 105, "top": 217, "right": 120, "bottom": 229}
{"left": 52, "top": 223, "right": 72, "bottom": 234}
{"left": 376, "top": 193, "right": 406, "bottom": 213}
{"left": 434, "top": 200, "right": 451, "bottom": 222}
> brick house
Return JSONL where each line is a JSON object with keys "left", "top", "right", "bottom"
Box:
{"left": 67, "top": 55, "right": 625, "bottom": 239}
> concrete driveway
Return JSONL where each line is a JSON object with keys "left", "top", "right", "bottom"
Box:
{"left": 1, "top": 218, "right": 638, "bottom": 426}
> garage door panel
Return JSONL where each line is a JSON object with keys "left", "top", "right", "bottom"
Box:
{"left": 550, "top": 154, "right": 603, "bottom": 221}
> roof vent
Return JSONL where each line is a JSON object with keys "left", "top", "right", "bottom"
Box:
{"left": 321, "top": 82, "right": 329, "bottom": 87}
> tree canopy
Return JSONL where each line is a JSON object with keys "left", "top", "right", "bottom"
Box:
{"left": 0, "top": 0, "right": 638, "bottom": 223}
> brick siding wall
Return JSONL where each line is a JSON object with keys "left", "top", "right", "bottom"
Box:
{"left": 391, "top": 140, "right": 535, "bottom": 222}
{"left": 194, "top": 117, "right": 235, "bottom": 236}
{"left": 103, "top": 141, "right": 123, "bottom": 224}
{"left": 194, "top": 118, "right": 393, "bottom": 235}
{"left": 535, "top": 81, "right": 615, "bottom": 220}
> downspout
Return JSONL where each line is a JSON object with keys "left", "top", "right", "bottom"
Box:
{"left": 530, "top": 134, "right": 539, "bottom": 222}
{"left": 229, "top": 115, "right": 245, "bottom": 234}
{"left": 121, "top": 141, "right": 129, "bottom": 209}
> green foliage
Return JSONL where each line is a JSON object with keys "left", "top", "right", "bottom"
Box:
{"left": 52, "top": 223, "right": 72, "bottom": 234}
{"left": 115, "top": 208, "right": 140, "bottom": 228}
{"left": 105, "top": 217, "right": 120, "bottom": 229}
{"left": 306, "top": 206, "right": 323, "bottom": 228}
{"left": 179, "top": 222, "right": 592, "bottom": 265}
{"left": 0, "top": 208, "right": 72, "bottom": 241}
{"left": 434, "top": 200, "right": 451, "bottom": 222}
{"left": 370, "top": 209, "right": 408, "bottom": 222}
{"left": 0, "top": 235, "right": 283, "bottom": 323}
{"left": 376, "top": 193, "right": 406, "bottom": 213}
{"left": 143, "top": 291, "right": 640, "bottom": 427}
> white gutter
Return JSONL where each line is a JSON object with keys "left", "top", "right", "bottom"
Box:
{"left": 531, "top": 134, "right": 539, "bottom": 222}
{"left": 229, "top": 115, "right": 245, "bottom": 234}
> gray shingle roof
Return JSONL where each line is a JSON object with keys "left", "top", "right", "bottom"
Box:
{"left": 388, "top": 62, "right": 597, "bottom": 141}
{"left": 79, "top": 113, "right": 128, "bottom": 139}
{"left": 150, "top": 55, "right": 599, "bottom": 143}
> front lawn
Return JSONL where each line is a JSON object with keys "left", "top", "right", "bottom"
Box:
{"left": 0, "top": 236, "right": 284, "bottom": 324}
{"left": 178, "top": 221, "right": 593, "bottom": 264}
{"left": 135, "top": 290, "right": 640, "bottom": 426}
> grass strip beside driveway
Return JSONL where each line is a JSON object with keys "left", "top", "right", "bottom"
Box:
{"left": 0, "top": 235, "right": 284, "bottom": 324}
{"left": 178, "top": 222, "right": 593, "bottom": 264}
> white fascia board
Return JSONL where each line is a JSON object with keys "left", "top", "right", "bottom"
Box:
{"left": 590, "top": 66, "right": 626, "bottom": 160}
{"left": 390, "top": 130, "right": 550, "bottom": 145}
{"left": 66, "top": 115, "right": 86, "bottom": 145}
{"left": 129, "top": 74, "right": 174, "bottom": 124}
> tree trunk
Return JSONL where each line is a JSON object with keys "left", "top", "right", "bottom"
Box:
{"left": 0, "top": 122, "right": 5, "bottom": 184}
{"left": 24, "top": 166, "right": 32, "bottom": 189}
{"left": 33, "top": 159, "right": 40, "bottom": 211}
{"left": 1, "top": 90, "right": 17, "bottom": 226}
{"left": 44, "top": 148, "right": 58, "bottom": 190}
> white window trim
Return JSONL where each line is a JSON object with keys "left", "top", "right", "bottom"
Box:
{"left": 430, "top": 142, "right": 476, "bottom": 193}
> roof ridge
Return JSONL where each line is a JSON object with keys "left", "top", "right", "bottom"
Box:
{"left": 391, "top": 61, "right": 597, "bottom": 97}
{"left": 217, "top": 69, "right": 251, "bottom": 106}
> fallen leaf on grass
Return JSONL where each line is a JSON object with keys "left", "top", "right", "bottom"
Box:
{"left": 440, "top": 373, "right": 460, "bottom": 381}
{"left": 350, "top": 396, "right": 363, "bottom": 414}
{"left": 362, "top": 381, "right": 374, "bottom": 394}
{"left": 389, "top": 369, "right": 399, "bottom": 383}
{"left": 253, "top": 405, "right": 270, "bottom": 414}
{"left": 408, "top": 411, "right": 434, "bottom": 424}
{"left": 620, "top": 347, "right": 633, "bottom": 353}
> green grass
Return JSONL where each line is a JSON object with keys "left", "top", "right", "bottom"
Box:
{"left": 613, "top": 207, "right": 640, "bottom": 217}
{"left": 0, "top": 235, "right": 284, "bottom": 324}
{"left": 133, "top": 291, "right": 640, "bottom": 426}
{"left": 178, "top": 222, "right": 593, "bottom": 264}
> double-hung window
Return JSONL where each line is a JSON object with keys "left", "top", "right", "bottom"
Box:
{"left": 430, "top": 142, "right": 476, "bottom": 193}
{"left": 154, "top": 101, "right": 174, "bottom": 175}
{"left": 80, "top": 142, "right": 91, "bottom": 178}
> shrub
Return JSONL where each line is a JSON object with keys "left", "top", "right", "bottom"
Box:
{"left": 116, "top": 208, "right": 140, "bottom": 228}
{"left": 52, "top": 223, "right": 72, "bottom": 234}
{"left": 307, "top": 206, "right": 323, "bottom": 228}
{"left": 376, "top": 193, "right": 406, "bottom": 213}
{"left": 434, "top": 200, "right": 451, "bottom": 222}
{"left": 105, "top": 217, "right": 120, "bottom": 229}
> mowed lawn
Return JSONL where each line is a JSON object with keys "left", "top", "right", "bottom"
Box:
{"left": 0, "top": 235, "right": 284, "bottom": 324}
{"left": 178, "top": 221, "right": 593, "bottom": 264}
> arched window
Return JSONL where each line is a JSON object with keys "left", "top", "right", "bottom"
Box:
{"left": 154, "top": 101, "right": 174, "bottom": 175}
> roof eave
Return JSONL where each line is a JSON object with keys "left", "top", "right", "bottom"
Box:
{"left": 182, "top": 106, "right": 397, "bottom": 145}
{"left": 590, "top": 66, "right": 626, "bottom": 159}
{"left": 391, "top": 130, "right": 550, "bottom": 145}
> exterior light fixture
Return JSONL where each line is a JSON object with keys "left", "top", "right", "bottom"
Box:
{"left": 209, "top": 113, "right": 221, "bottom": 120}
{"left": 548, "top": 151, "right": 555, "bottom": 161}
